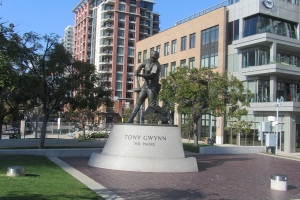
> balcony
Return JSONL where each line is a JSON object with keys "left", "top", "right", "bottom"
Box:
{"left": 102, "top": 0, "right": 115, "bottom": 5}
{"left": 153, "top": 26, "right": 160, "bottom": 31}
{"left": 101, "top": 23, "right": 114, "bottom": 30}
{"left": 101, "top": 77, "right": 112, "bottom": 82}
{"left": 140, "top": 12, "right": 148, "bottom": 18}
{"left": 153, "top": 18, "right": 160, "bottom": 24}
{"left": 102, "top": 15, "right": 114, "bottom": 22}
{"left": 101, "top": 32, "right": 113, "bottom": 39}
{"left": 241, "top": 63, "right": 300, "bottom": 79}
{"left": 139, "top": 29, "right": 148, "bottom": 35}
{"left": 99, "top": 58, "right": 112, "bottom": 64}
{"left": 249, "top": 101, "right": 300, "bottom": 113}
{"left": 103, "top": 6, "right": 114, "bottom": 12}
{"left": 99, "top": 67, "right": 112, "bottom": 74}
{"left": 100, "top": 49, "right": 113, "bottom": 55}
{"left": 100, "top": 39, "right": 113, "bottom": 47}
{"left": 139, "top": 21, "right": 148, "bottom": 27}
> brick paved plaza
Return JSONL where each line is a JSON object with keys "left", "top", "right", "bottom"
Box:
{"left": 60, "top": 154, "right": 300, "bottom": 200}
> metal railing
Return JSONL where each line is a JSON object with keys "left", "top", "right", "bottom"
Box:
{"left": 175, "top": 1, "right": 227, "bottom": 26}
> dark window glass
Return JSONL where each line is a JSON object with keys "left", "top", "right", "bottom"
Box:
{"left": 181, "top": 36, "right": 187, "bottom": 51}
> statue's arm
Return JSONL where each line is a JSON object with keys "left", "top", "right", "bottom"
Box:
{"left": 136, "top": 62, "right": 145, "bottom": 73}
{"left": 137, "top": 63, "right": 159, "bottom": 80}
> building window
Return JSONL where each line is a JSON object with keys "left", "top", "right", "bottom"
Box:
{"left": 127, "top": 66, "right": 134, "bottom": 73}
{"left": 150, "top": 47, "right": 154, "bottom": 53}
{"left": 127, "top": 74, "right": 133, "bottom": 81}
{"left": 243, "top": 15, "right": 297, "bottom": 39}
{"left": 115, "top": 91, "right": 122, "bottom": 98}
{"left": 116, "top": 82, "right": 122, "bottom": 90}
{"left": 128, "top": 57, "right": 134, "bottom": 64}
{"left": 228, "top": 19, "right": 239, "bottom": 45}
{"left": 129, "top": 15, "right": 136, "bottom": 21}
{"left": 128, "top": 40, "right": 134, "bottom": 47}
{"left": 138, "top": 52, "right": 142, "bottom": 63}
{"left": 189, "top": 57, "right": 195, "bottom": 69}
{"left": 180, "top": 59, "right": 186, "bottom": 67}
{"left": 117, "top": 47, "right": 124, "bottom": 54}
{"left": 119, "top": 13, "right": 125, "bottom": 20}
{"left": 130, "top": 6, "right": 136, "bottom": 13}
{"left": 129, "top": 32, "right": 135, "bottom": 39}
{"left": 126, "top": 92, "right": 133, "bottom": 99}
{"left": 117, "top": 38, "right": 124, "bottom": 46}
{"left": 128, "top": 48, "right": 134, "bottom": 56}
{"left": 118, "top": 29, "right": 124, "bottom": 37}
{"left": 242, "top": 48, "right": 270, "bottom": 68}
{"left": 160, "top": 64, "right": 169, "bottom": 77}
{"left": 201, "top": 26, "right": 219, "bottom": 68}
{"left": 171, "top": 39, "right": 177, "bottom": 54}
{"left": 143, "top": 50, "right": 147, "bottom": 61}
{"left": 181, "top": 36, "right": 187, "bottom": 51}
{"left": 116, "top": 73, "right": 123, "bottom": 81}
{"left": 164, "top": 42, "right": 169, "bottom": 56}
{"left": 129, "top": 23, "right": 135, "bottom": 30}
{"left": 117, "top": 56, "right": 123, "bottom": 63}
{"left": 189, "top": 33, "right": 196, "bottom": 49}
{"left": 117, "top": 65, "right": 123, "bottom": 72}
{"left": 156, "top": 45, "right": 161, "bottom": 54}
{"left": 126, "top": 83, "right": 133, "bottom": 90}
{"left": 119, "top": 4, "right": 125, "bottom": 11}
{"left": 171, "top": 62, "right": 176, "bottom": 72}
{"left": 118, "top": 22, "right": 125, "bottom": 28}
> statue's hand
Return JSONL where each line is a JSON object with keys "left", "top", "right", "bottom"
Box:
{"left": 136, "top": 73, "right": 143, "bottom": 77}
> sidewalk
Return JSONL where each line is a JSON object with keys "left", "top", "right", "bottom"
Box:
{"left": 57, "top": 153, "right": 300, "bottom": 200}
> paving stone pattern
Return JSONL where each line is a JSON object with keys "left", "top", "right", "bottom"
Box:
{"left": 60, "top": 154, "right": 300, "bottom": 200}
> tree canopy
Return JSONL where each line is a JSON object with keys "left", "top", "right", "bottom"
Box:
{"left": 0, "top": 22, "right": 112, "bottom": 147}
{"left": 159, "top": 66, "right": 252, "bottom": 146}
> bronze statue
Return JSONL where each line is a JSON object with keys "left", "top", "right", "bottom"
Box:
{"left": 126, "top": 51, "right": 168, "bottom": 123}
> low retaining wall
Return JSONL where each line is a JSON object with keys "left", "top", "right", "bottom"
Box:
{"left": 0, "top": 148, "right": 103, "bottom": 157}
{"left": 199, "top": 146, "right": 266, "bottom": 154}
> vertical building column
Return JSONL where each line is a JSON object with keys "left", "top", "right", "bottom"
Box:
{"left": 216, "top": 116, "right": 224, "bottom": 144}
{"left": 270, "top": 42, "right": 277, "bottom": 62}
{"left": 270, "top": 75, "right": 277, "bottom": 102}
{"left": 284, "top": 112, "right": 296, "bottom": 153}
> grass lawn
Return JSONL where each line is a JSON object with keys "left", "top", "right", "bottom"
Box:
{"left": 0, "top": 155, "right": 103, "bottom": 200}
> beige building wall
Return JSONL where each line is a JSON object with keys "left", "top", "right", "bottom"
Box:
{"left": 135, "top": 7, "right": 227, "bottom": 144}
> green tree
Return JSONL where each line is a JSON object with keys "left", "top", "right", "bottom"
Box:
{"left": 144, "top": 113, "right": 159, "bottom": 124}
{"left": 159, "top": 66, "right": 251, "bottom": 147}
{"left": 14, "top": 32, "right": 112, "bottom": 148}
{"left": 181, "top": 114, "right": 194, "bottom": 141}
{"left": 122, "top": 108, "right": 133, "bottom": 122}
{"left": 0, "top": 22, "right": 37, "bottom": 139}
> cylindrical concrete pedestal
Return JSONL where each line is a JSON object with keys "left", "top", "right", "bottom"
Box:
{"left": 88, "top": 124, "right": 198, "bottom": 172}
{"left": 7, "top": 166, "right": 25, "bottom": 177}
{"left": 271, "top": 174, "right": 288, "bottom": 191}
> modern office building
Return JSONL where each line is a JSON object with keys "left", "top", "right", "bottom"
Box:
{"left": 72, "top": 0, "right": 160, "bottom": 122}
{"left": 135, "top": 0, "right": 300, "bottom": 153}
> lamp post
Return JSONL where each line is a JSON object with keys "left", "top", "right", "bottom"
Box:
{"left": 274, "top": 98, "right": 283, "bottom": 155}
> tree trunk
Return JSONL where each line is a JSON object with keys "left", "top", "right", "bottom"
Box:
{"left": 193, "top": 118, "right": 199, "bottom": 147}
{"left": 236, "top": 133, "right": 241, "bottom": 146}
{"left": 39, "top": 115, "right": 49, "bottom": 148}
{"left": 0, "top": 119, "right": 3, "bottom": 139}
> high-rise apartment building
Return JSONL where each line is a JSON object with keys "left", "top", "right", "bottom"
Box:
{"left": 135, "top": 0, "right": 300, "bottom": 153}
{"left": 72, "top": 0, "right": 160, "bottom": 122}
{"left": 62, "top": 26, "right": 74, "bottom": 54}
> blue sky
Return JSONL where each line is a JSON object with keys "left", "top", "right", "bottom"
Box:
{"left": 0, "top": 0, "right": 224, "bottom": 38}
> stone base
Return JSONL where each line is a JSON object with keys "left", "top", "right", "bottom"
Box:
{"left": 88, "top": 124, "right": 198, "bottom": 172}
